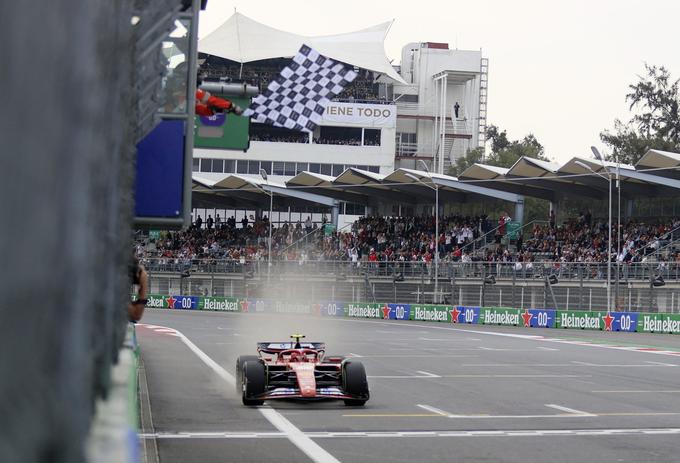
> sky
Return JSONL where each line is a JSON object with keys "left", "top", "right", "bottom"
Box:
{"left": 199, "top": 0, "right": 680, "bottom": 164}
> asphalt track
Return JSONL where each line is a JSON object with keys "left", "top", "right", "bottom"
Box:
{"left": 138, "top": 309, "right": 680, "bottom": 463}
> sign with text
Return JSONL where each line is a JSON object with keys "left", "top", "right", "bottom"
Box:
{"left": 321, "top": 103, "right": 396, "bottom": 128}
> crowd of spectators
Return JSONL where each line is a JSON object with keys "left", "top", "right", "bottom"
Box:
{"left": 250, "top": 132, "right": 309, "bottom": 143}
{"left": 135, "top": 212, "right": 680, "bottom": 277}
{"left": 136, "top": 214, "right": 494, "bottom": 265}
{"left": 199, "top": 60, "right": 384, "bottom": 103}
{"left": 249, "top": 131, "right": 377, "bottom": 146}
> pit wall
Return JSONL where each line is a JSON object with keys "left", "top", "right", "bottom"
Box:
{"left": 141, "top": 294, "right": 680, "bottom": 334}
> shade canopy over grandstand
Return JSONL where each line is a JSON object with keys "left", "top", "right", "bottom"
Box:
{"left": 192, "top": 168, "right": 525, "bottom": 221}
{"left": 193, "top": 173, "right": 338, "bottom": 210}
{"left": 460, "top": 151, "right": 680, "bottom": 202}
{"left": 198, "top": 12, "right": 407, "bottom": 84}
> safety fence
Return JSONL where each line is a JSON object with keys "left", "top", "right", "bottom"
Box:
{"left": 141, "top": 293, "right": 680, "bottom": 335}
{"left": 142, "top": 258, "right": 680, "bottom": 282}
{"left": 147, "top": 271, "right": 680, "bottom": 314}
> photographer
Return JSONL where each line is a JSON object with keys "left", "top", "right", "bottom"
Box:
{"left": 128, "top": 258, "right": 149, "bottom": 322}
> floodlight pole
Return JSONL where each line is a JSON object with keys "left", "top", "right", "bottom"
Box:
{"left": 616, "top": 155, "right": 621, "bottom": 310}
{"left": 408, "top": 161, "right": 440, "bottom": 303}
{"left": 259, "top": 169, "right": 273, "bottom": 281}
{"left": 589, "top": 147, "right": 612, "bottom": 312}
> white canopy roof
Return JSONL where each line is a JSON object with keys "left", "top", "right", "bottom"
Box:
{"left": 199, "top": 13, "right": 406, "bottom": 84}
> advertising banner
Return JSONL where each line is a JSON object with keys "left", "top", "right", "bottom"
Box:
{"left": 199, "top": 296, "right": 240, "bottom": 312}
{"left": 525, "top": 309, "right": 556, "bottom": 328}
{"left": 145, "top": 294, "right": 169, "bottom": 309}
{"left": 321, "top": 102, "right": 397, "bottom": 128}
{"left": 605, "top": 312, "right": 639, "bottom": 332}
{"left": 241, "top": 299, "right": 270, "bottom": 313}
{"left": 555, "top": 310, "right": 604, "bottom": 330}
{"left": 386, "top": 304, "right": 411, "bottom": 321}
{"left": 410, "top": 304, "right": 451, "bottom": 323}
{"left": 316, "top": 302, "right": 346, "bottom": 317}
{"left": 453, "top": 306, "right": 481, "bottom": 324}
{"left": 194, "top": 96, "right": 251, "bottom": 150}
{"left": 272, "top": 300, "right": 315, "bottom": 315}
{"left": 346, "top": 302, "right": 385, "bottom": 319}
{"left": 480, "top": 307, "right": 521, "bottom": 325}
{"left": 637, "top": 313, "right": 680, "bottom": 334}
{"left": 168, "top": 295, "right": 199, "bottom": 310}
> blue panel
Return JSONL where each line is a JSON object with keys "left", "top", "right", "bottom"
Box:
{"left": 388, "top": 303, "right": 411, "bottom": 320}
{"left": 170, "top": 295, "right": 198, "bottom": 310}
{"left": 317, "top": 302, "right": 346, "bottom": 317}
{"left": 609, "top": 312, "right": 638, "bottom": 332}
{"left": 455, "top": 306, "right": 480, "bottom": 324}
{"left": 526, "top": 309, "right": 556, "bottom": 328}
{"left": 135, "top": 120, "right": 185, "bottom": 218}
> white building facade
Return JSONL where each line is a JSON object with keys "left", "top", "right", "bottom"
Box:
{"left": 192, "top": 15, "right": 487, "bottom": 224}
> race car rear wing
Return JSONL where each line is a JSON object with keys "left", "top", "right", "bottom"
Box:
{"left": 257, "top": 342, "right": 326, "bottom": 353}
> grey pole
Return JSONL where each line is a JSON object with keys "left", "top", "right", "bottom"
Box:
{"left": 607, "top": 173, "right": 612, "bottom": 312}
{"left": 260, "top": 169, "right": 273, "bottom": 281}
{"left": 616, "top": 156, "right": 621, "bottom": 309}
{"left": 590, "top": 146, "right": 612, "bottom": 312}
{"left": 435, "top": 184, "right": 439, "bottom": 304}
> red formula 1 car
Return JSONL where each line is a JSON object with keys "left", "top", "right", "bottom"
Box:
{"left": 236, "top": 335, "right": 369, "bottom": 406}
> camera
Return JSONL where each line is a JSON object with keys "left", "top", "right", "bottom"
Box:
{"left": 129, "top": 257, "right": 141, "bottom": 285}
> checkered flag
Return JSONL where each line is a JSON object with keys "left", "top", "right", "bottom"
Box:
{"left": 243, "top": 44, "right": 357, "bottom": 132}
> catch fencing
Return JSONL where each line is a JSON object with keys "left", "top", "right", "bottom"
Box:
{"left": 146, "top": 260, "right": 680, "bottom": 313}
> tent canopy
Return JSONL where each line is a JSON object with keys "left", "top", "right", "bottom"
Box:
{"left": 199, "top": 13, "right": 406, "bottom": 84}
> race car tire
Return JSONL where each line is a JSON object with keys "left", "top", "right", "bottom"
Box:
{"left": 242, "top": 361, "right": 266, "bottom": 406}
{"left": 342, "top": 360, "right": 369, "bottom": 406}
{"left": 235, "top": 355, "right": 260, "bottom": 394}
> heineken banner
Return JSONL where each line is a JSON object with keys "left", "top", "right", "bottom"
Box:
{"left": 145, "top": 294, "right": 170, "bottom": 309}
{"left": 525, "top": 309, "right": 556, "bottom": 328}
{"left": 606, "top": 312, "right": 638, "bottom": 332}
{"left": 138, "top": 293, "right": 680, "bottom": 335}
{"left": 346, "top": 303, "right": 385, "bottom": 319}
{"left": 454, "top": 306, "right": 480, "bottom": 324}
{"left": 168, "top": 295, "right": 199, "bottom": 310}
{"left": 316, "top": 302, "right": 346, "bottom": 317}
{"left": 410, "top": 304, "right": 451, "bottom": 323}
{"left": 555, "top": 311, "right": 604, "bottom": 330}
{"left": 272, "top": 300, "right": 316, "bottom": 315}
{"left": 386, "top": 304, "right": 411, "bottom": 321}
{"left": 199, "top": 296, "right": 240, "bottom": 312}
{"left": 637, "top": 313, "right": 680, "bottom": 334}
{"left": 480, "top": 307, "right": 521, "bottom": 326}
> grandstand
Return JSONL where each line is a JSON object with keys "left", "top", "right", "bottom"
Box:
{"left": 141, "top": 149, "right": 680, "bottom": 315}
{"left": 192, "top": 13, "right": 488, "bottom": 227}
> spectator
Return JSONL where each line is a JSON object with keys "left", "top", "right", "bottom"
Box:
{"left": 128, "top": 258, "right": 148, "bottom": 322}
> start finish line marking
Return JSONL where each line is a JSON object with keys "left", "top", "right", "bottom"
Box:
{"left": 138, "top": 428, "right": 680, "bottom": 439}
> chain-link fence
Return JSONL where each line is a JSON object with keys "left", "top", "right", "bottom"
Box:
{"left": 148, "top": 259, "right": 680, "bottom": 313}
{"left": 0, "top": 1, "right": 186, "bottom": 462}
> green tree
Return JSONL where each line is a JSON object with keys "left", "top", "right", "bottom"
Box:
{"left": 448, "top": 146, "right": 484, "bottom": 177}
{"left": 448, "top": 125, "right": 551, "bottom": 223}
{"left": 600, "top": 64, "right": 680, "bottom": 165}
{"left": 484, "top": 125, "right": 549, "bottom": 168}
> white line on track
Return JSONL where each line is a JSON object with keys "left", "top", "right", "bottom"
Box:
{"left": 544, "top": 404, "right": 595, "bottom": 416}
{"left": 415, "top": 370, "right": 441, "bottom": 378}
{"left": 348, "top": 352, "right": 363, "bottom": 357}
{"left": 417, "top": 404, "right": 450, "bottom": 416}
{"left": 139, "top": 324, "right": 340, "bottom": 463}
{"left": 330, "top": 318, "right": 680, "bottom": 358}
{"left": 645, "top": 360, "right": 677, "bottom": 366}
{"left": 138, "top": 428, "right": 680, "bottom": 439}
